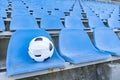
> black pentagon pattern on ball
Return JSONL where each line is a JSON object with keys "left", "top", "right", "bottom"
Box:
{"left": 35, "top": 37, "right": 43, "bottom": 41}
{"left": 43, "top": 57, "right": 50, "bottom": 61}
{"left": 49, "top": 43, "right": 53, "bottom": 51}
{"left": 35, "top": 55, "right": 41, "bottom": 57}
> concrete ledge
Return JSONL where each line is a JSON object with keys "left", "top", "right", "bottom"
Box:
{"left": 0, "top": 57, "right": 120, "bottom": 80}
{"left": 97, "top": 62, "right": 120, "bottom": 80}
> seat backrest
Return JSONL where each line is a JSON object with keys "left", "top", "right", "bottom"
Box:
{"left": 41, "top": 15, "right": 64, "bottom": 30}
{"left": 65, "top": 16, "right": 85, "bottom": 29}
{"left": 108, "top": 18, "right": 120, "bottom": 29}
{"left": 59, "top": 29, "right": 111, "bottom": 64}
{"left": 99, "top": 13, "right": 110, "bottom": 20}
{"left": 88, "top": 16, "right": 106, "bottom": 28}
{"left": 51, "top": 10, "right": 65, "bottom": 19}
{"left": 93, "top": 28, "right": 120, "bottom": 50}
{"left": 59, "top": 29, "right": 97, "bottom": 55}
{"left": 10, "top": 15, "right": 39, "bottom": 30}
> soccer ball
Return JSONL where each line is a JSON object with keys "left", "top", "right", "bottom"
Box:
{"left": 28, "top": 36, "right": 54, "bottom": 62}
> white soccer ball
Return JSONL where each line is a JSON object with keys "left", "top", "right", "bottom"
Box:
{"left": 28, "top": 36, "right": 54, "bottom": 62}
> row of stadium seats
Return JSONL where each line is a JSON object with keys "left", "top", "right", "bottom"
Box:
{"left": 7, "top": 28, "right": 120, "bottom": 76}
{"left": 0, "top": 14, "right": 120, "bottom": 31}
{"left": 0, "top": 0, "right": 120, "bottom": 31}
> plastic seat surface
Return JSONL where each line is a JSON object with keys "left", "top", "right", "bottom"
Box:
{"left": 10, "top": 15, "right": 39, "bottom": 30}
{"left": 88, "top": 16, "right": 106, "bottom": 28}
{"left": 93, "top": 28, "right": 120, "bottom": 56}
{"left": 70, "top": 11, "right": 83, "bottom": 19}
{"left": 65, "top": 16, "right": 85, "bottom": 29}
{"left": 58, "top": 29, "right": 111, "bottom": 64}
{"left": 108, "top": 18, "right": 120, "bottom": 29}
{"left": 85, "top": 9, "right": 96, "bottom": 17}
{"left": 110, "top": 14, "right": 120, "bottom": 21}
{"left": 0, "top": 9, "right": 6, "bottom": 17}
{"left": 7, "top": 29, "right": 65, "bottom": 76}
{"left": 51, "top": 10, "right": 65, "bottom": 19}
{"left": 72, "top": 1, "right": 82, "bottom": 15}
{"left": 33, "top": 9, "right": 48, "bottom": 18}
{"left": 11, "top": 9, "right": 30, "bottom": 17}
{"left": 99, "top": 13, "right": 110, "bottom": 20}
{"left": 41, "top": 15, "right": 64, "bottom": 30}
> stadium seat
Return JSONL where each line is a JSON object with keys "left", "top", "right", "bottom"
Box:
{"left": 93, "top": 28, "right": 120, "bottom": 56}
{"left": 110, "top": 14, "right": 120, "bottom": 21}
{"left": 108, "top": 18, "right": 120, "bottom": 29}
{"left": 56, "top": 0, "right": 74, "bottom": 12}
{"left": 11, "top": 0, "right": 30, "bottom": 17}
{"left": 65, "top": 16, "right": 85, "bottom": 29}
{"left": 84, "top": 8, "right": 96, "bottom": 18}
{"left": 0, "top": 1, "right": 8, "bottom": 17}
{"left": 70, "top": 11, "right": 83, "bottom": 19}
{"left": 51, "top": 10, "right": 65, "bottom": 19}
{"left": 41, "top": 15, "right": 64, "bottom": 30}
{"left": 33, "top": 9, "right": 48, "bottom": 19}
{"left": 88, "top": 16, "right": 106, "bottom": 28}
{"left": 0, "top": 9, "right": 7, "bottom": 17}
{"left": 6, "top": 29, "right": 65, "bottom": 76}
{"left": 11, "top": 9, "right": 30, "bottom": 17}
{"left": 99, "top": 13, "right": 110, "bottom": 20}
{"left": 10, "top": 15, "right": 39, "bottom": 30}
{"left": 70, "top": 1, "right": 83, "bottom": 19}
{"left": 58, "top": 29, "right": 111, "bottom": 64}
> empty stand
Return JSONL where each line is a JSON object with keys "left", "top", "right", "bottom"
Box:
{"left": 0, "top": 0, "right": 120, "bottom": 79}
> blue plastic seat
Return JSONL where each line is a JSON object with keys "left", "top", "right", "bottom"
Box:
{"left": 93, "top": 28, "right": 120, "bottom": 56}
{"left": 58, "top": 29, "right": 111, "bottom": 64}
{"left": 51, "top": 10, "right": 65, "bottom": 19}
{"left": 99, "top": 13, "right": 110, "bottom": 20}
{"left": 84, "top": 8, "right": 96, "bottom": 18}
{"left": 72, "top": 1, "right": 82, "bottom": 18}
{"left": 65, "top": 16, "right": 85, "bottom": 29}
{"left": 70, "top": 11, "right": 83, "bottom": 19}
{"left": 7, "top": 29, "right": 65, "bottom": 76}
{"left": 33, "top": 9, "right": 48, "bottom": 19}
{"left": 11, "top": 0, "right": 30, "bottom": 17}
{"left": 10, "top": 15, "right": 39, "bottom": 30}
{"left": 12, "top": 1, "right": 27, "bottom": 10}
{"left": 11, "top": 9, "right": 30, "bottom": 17}
{"left": 0, "top": 1, "right": 8, "bottom": 17}
{"left": 0, "top": 9, "right": 7, "bottom": 17}
{"left": 88, "top": 16, "right": 106, "bottom": 28}
{"left": 108, "top": 18, "right": 120, "bottom": 29}
{"left": 70, "top": 1, "right": 83, "bottom": 19}
{"left": 56, "top": 1, "right": 74, "bottom": 12}
{"left": 41, "top": 15, "right": 64, "bottom": 30}
{"left": 110, "top": 14, "right": 120, "bottom": 21}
